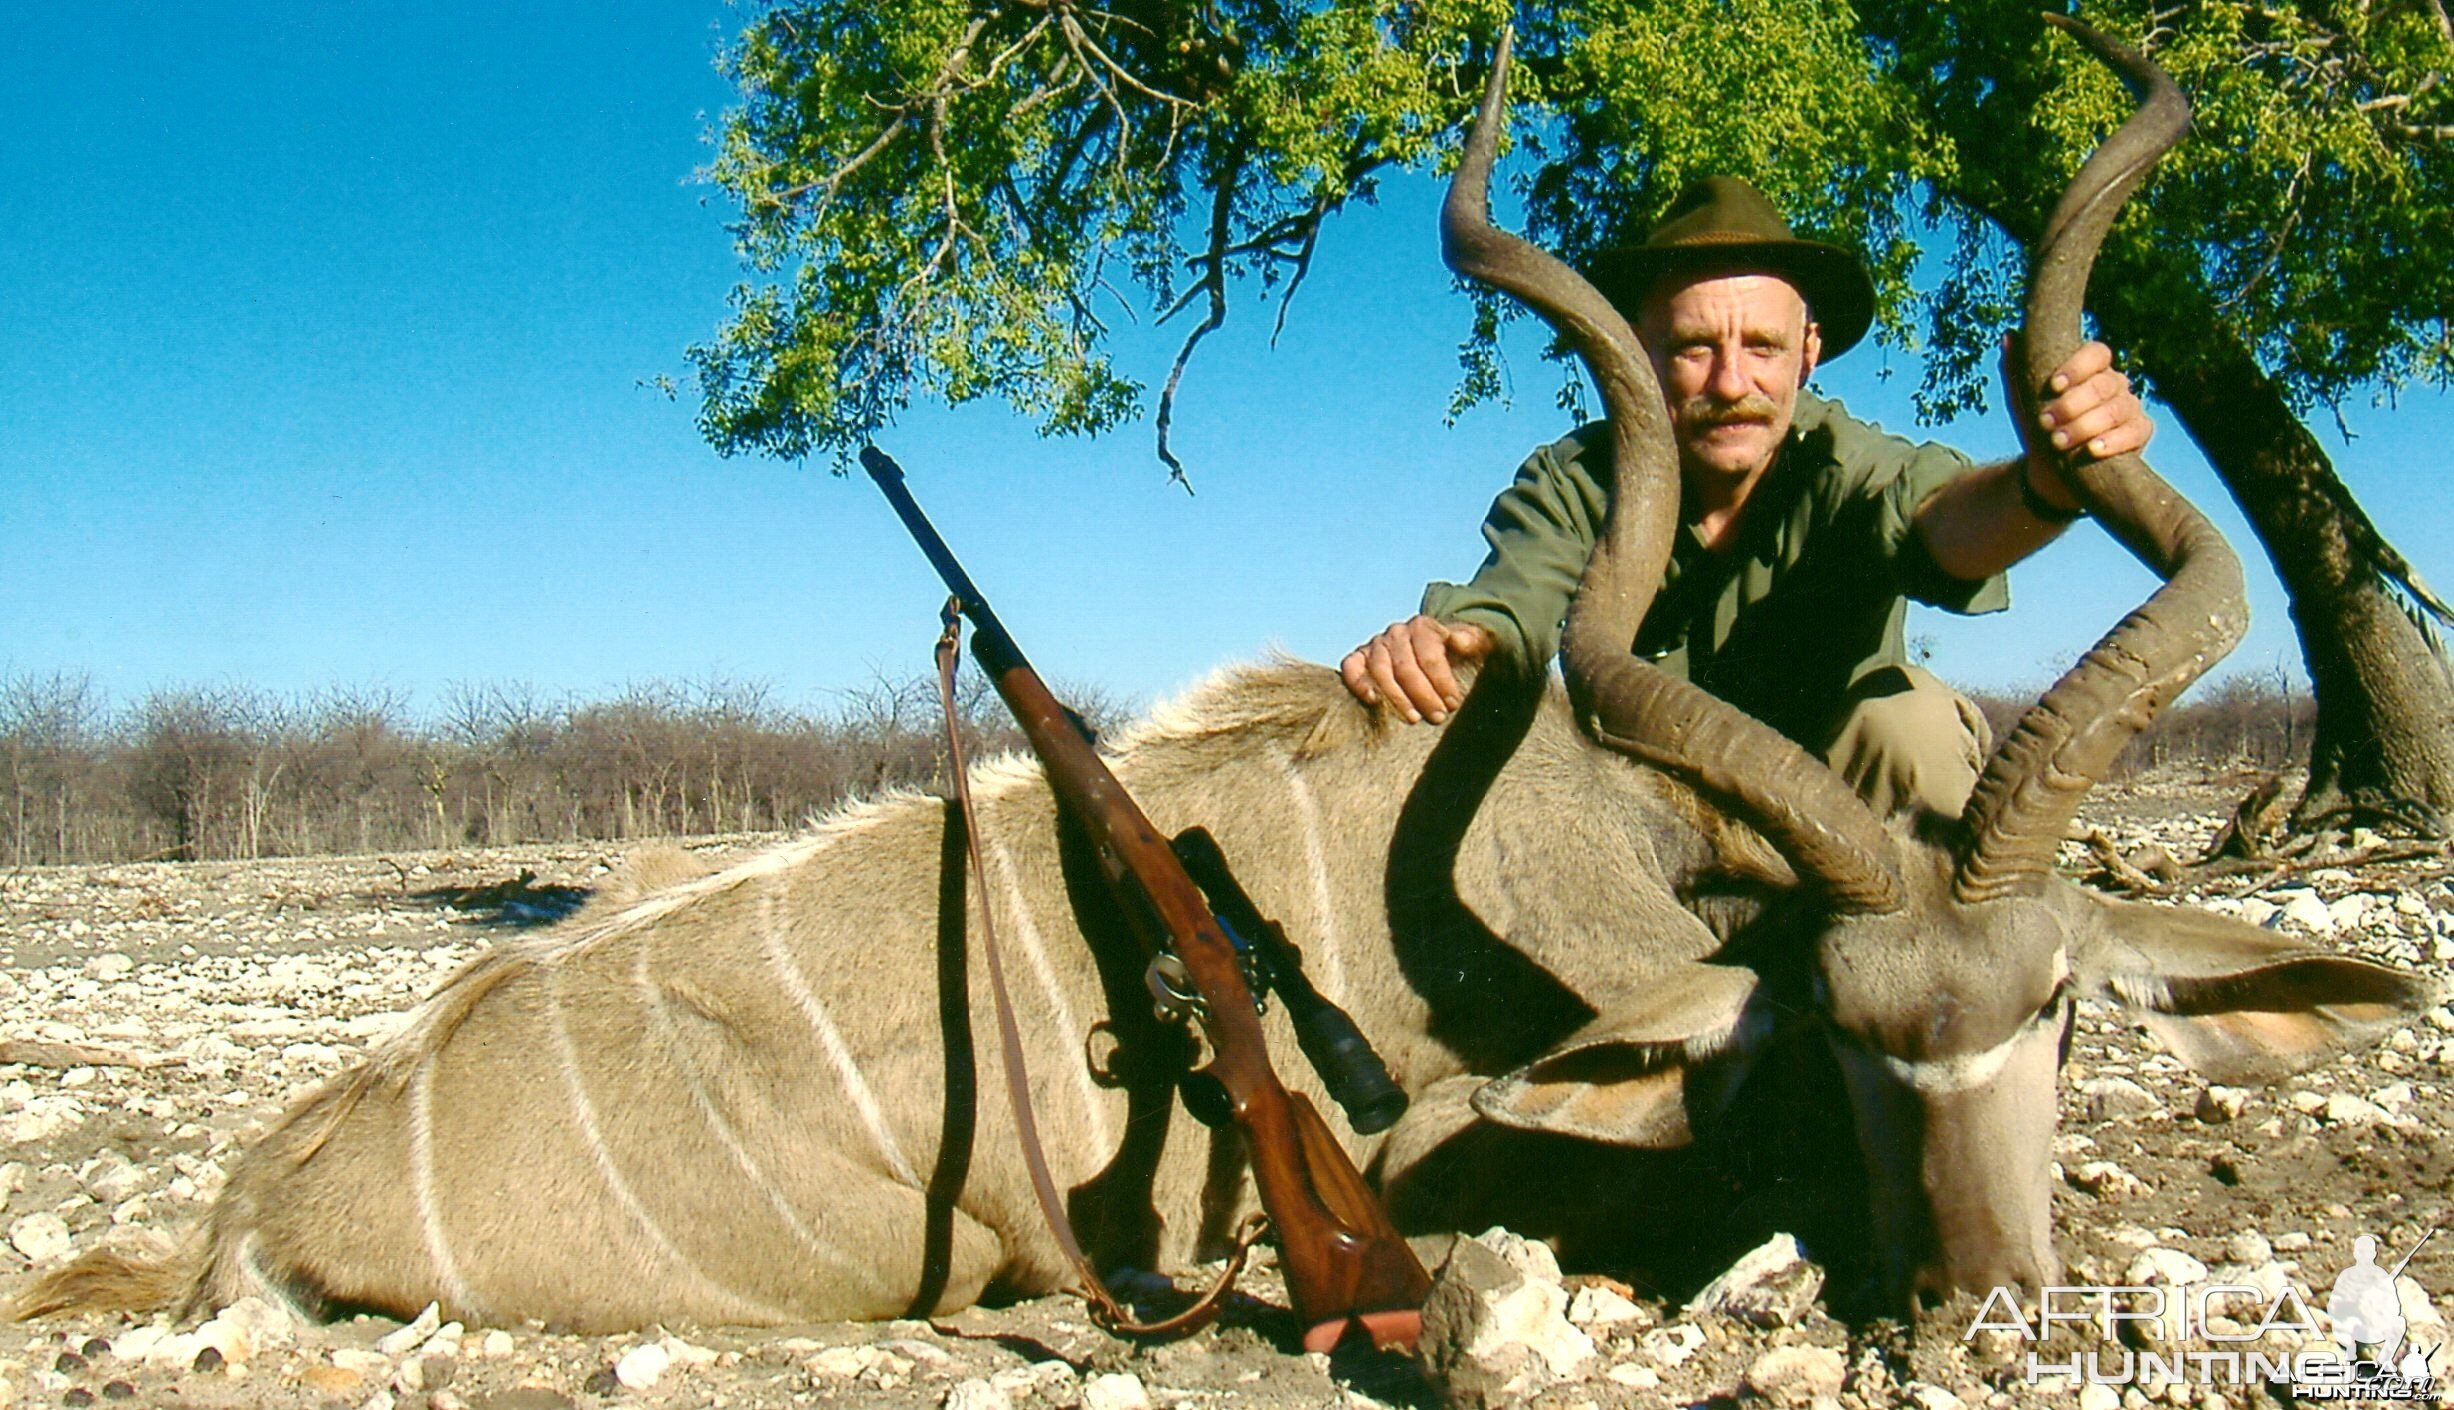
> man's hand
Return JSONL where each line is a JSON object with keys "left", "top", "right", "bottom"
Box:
{"left": 2008, "top": 338, "right": 2154, "bottom": 510}
{"left": 1339, "top": 615, "right": 1495, "bottom": 724}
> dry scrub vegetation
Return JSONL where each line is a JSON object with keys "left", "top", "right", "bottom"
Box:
{"left": 0, "top": 671, "right": 1129, "bottom": 868}
{"left": 0, "top": 666, "right": 2307, "bottom": 869}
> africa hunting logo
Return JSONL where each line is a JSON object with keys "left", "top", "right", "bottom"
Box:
{"left": 1966, "top": 1228, "right": 2441, "bottom": 1401}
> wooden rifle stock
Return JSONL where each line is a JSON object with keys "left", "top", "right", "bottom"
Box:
{"left": 863, "top": 447, "right": 1430, "bottom": 1352}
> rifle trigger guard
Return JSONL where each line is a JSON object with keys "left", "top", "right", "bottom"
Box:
{"left": 1146, "top": 954, "right": 1206, "bottom": 1025}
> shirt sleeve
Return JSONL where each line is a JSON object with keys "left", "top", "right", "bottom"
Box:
{"left": 1418, "top": 428, "right": 1611, "bottom": 673}
{"left": 1823, "top": 405, "right": 2012, "bottom": 618}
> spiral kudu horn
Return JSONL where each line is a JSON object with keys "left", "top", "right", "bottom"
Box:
{"left": 1441, "top": 29, "right": 1904, "bottom": 914}
{"left": 1954, "top": 15, "right": 2247, "bottom": 902}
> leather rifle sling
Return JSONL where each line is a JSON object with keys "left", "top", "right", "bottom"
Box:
{"left": 932, "top": 600, "right": 1266, "bottom": 1337}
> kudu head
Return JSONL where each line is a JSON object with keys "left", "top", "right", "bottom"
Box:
{"left": 1443, "top": 19, "right": 2434, "bottom": 1306}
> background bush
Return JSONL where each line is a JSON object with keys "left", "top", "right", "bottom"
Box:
{"left": 0, "top": 665, "right": 2307, "bottom": 866}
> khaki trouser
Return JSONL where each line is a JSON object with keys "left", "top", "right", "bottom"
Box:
{"left": 1819, "top": 664, "right": 1993, "bottom": 819}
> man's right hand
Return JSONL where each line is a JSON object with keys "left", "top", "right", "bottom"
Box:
{"left": 1339, "top": 615, "right": 1496, "bottom": 725}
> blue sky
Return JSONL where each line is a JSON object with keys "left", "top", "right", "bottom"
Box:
{"left": 3, "top": 4, "right": 2447, "bottom": 722}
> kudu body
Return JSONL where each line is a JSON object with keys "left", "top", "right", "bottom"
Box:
{"left": 15, "top": 19, "right": 2434, "bottom": 1331}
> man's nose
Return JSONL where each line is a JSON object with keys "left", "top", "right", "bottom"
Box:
{"left": 1707, "top": 351, "right": 1751, "bottom": 402}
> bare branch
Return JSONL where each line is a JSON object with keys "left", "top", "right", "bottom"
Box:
{"left": 1155, "top": 150, "right": 1246, "bottom": 495}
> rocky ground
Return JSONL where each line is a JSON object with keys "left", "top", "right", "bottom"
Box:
{"left": 0, "top": 764, "right": 2449, "bottom": 1409}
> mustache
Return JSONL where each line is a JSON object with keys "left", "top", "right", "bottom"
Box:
{"left": 1679, "top": 393, "right": 1781, "bottom": 428}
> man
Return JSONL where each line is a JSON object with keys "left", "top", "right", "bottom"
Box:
{"left": 1339, "top": 176, "right": 2152, "bottom": 817}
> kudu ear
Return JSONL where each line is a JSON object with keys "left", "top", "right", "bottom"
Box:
{"left": 1470, "top": 963, "right": 1766, "bottom": 1147}
{"left": 2076, "top": 893, "right": 2441, "bottom": 1085}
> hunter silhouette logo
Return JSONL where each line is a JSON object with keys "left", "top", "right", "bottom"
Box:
{"left": 2306, "top": 1229, "right": 2440, "bottom": 1397}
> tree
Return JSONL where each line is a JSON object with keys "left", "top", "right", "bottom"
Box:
{"left": 1842, "top": 0, "right": 2454, "bottom": 835}
{"left": 695, "top": 0, "right": 2454, "bottom": 829}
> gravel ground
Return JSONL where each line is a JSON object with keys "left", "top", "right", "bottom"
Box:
{"left": 0, "top": 765, "right": 2449, "bottom": 1410}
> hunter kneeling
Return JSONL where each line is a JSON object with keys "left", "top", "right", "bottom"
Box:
{"left": 1341, "top": 176, "right": 2151, "bottom": 819}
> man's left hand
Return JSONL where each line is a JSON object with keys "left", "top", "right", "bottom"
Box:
{"left": 2011, "top": 340, "right": 2154, "bottom": 507}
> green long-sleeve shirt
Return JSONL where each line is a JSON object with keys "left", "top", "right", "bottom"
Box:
{"left": 1421, "top": 392, "right": 2009, "bottom": 750}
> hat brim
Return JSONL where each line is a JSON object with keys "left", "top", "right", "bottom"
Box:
{"left": 1586, "top": 238, "right": 1874, "bottom": 361}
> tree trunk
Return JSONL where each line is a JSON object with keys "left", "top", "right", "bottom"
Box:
{"left": 2115, "top": 335, "right": 2454, "bottom": 834}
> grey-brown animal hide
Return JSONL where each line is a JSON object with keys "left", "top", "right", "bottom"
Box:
{"left": 25, "top": 662, "right": 1753, "bottom": 1332}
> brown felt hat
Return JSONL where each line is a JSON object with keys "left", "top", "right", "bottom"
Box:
{"left": 1586, "top": 176, "right": 1875, "bottom": 359}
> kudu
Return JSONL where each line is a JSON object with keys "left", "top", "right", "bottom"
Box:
{"left": 12, "top": 19, "right": 2433, "bottom": 1331}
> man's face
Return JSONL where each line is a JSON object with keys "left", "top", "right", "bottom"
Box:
{"left": 1640, "top": 271, "right": 1822, "bottom": 487}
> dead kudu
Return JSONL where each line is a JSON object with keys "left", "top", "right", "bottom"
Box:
{"left": 12, "top": 20, "right": 2436, "bottom": 1332}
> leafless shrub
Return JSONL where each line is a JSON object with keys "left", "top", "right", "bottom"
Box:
{"left": 1968, "top": 661, "right": 2313, "bottom": 782}
{"left": 0, "top": 664, "right": 1139, "bottom": 865}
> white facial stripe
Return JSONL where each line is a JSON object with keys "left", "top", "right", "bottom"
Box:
{"left": 1878, "top": 1033, "right": 2023, "bottom": 1095}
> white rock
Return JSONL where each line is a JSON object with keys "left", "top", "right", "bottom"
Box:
{"left": 1907, "top": 1383, "right": 1966, "bottom": 1410}
{"left": 2369, "top": 1081, "right": 2414, "bottom": 1108}
{"left": 2068, "top": 1161, "right": 2148, "bottom": 1199}
{"left": 330, "top": 1348, "right": 394, "bottom": 1377}
{"left": 2282, "top": 893, "right": 2335, "bottom": 932}
{"left": 478, "top": 1330, "right": 514, "bottom": 1359}
{"left": 375, "top": 1302, "right": 441, "bottom": 1356}
{"left": 807, "top": 1345, "right": 885, "bottom": 1378}
{"left": 658, "top": 1334, "right": 717, "bottom": 1367}
{"left": 2126, "top": 1247, "right": 2208, "bottom": 1287}
{"left": 1472, "top": 1226, "right": 1564, "bottom": 1286}
{"left": 196, "top": 1295, "right": 297, "bottom": 1364}
{"left": 2225, "top": 1231, "right": 2273, "bottom": 1265}
{"left": 83, "top": 953, "right": 136, "bottom": 981}
{"left": 7, "top": 1211, "right": 70, "bottom": 1263}
{"left": 1640, "top": 1323, "right": 1705, "bottom": 1368}
{"left": 2328, "top": 894, "right": 2371, "bottom": 928}
{"left": 1567, "top": 1282, "right": 1642, "bottom": 1328}
{"left": 1744, "top": 1344, "right": 1846, "bottom": 1406}
{"left": 2078, "top": 1076, "right": 2159, "bottom": 1121}
{"left": 614, "top": 1340, "right": 671, "bottom": 1390}
{"left": 2274, "top": 1232, "right": 2313, "bottom": 1253}
{"left": 109, "top": 1325, "right": 169, "bottom": 1361}
{"left": 2078, "top": 1384, "right": 2124, "bottom": 1410}
{"left": 945, "top": 1379, "right": 1014, "bottom": 1410}
{"left": 1081, "top": 1371, "right": 1154, "bottom": 1410}
{"left": 2195, "top": 1086, "right": 2248, "bottom": 1122}
{"left": 2322, "top": 1093, "right": 2389, "bottom": 1126}
{"left": 1686, "top": 1231, "right": 1824, "bottom": 1327}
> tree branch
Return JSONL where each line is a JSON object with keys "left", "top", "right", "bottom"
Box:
{"left": 1154, "top": 147, "right": 1246, "bottom": 495}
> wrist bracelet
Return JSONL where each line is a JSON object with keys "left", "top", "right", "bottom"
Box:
{"left": 2018, "top": 458, "right": 2084, "bottom": 523}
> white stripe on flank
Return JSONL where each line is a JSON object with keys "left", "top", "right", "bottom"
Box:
{"left": 629, "top": 945, "right": 874, "bottom": 1292}
{"left": 989, "top": 839, "right": 1114, "bottom": 1159}
{"left": 408, "top": 1054, "right": 486, "bottom": 1319}
{"left": 757, "top": 889, "right": 924, "bottom": 1188}
{"left": 545, "top": 959, "right": 792, "bottom": 1322}
{"left": 1272, "top": 745, "right": 1346, "bottom": 1005}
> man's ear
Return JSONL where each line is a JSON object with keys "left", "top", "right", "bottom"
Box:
{"left": 1799, "top": 320, "right": 1823, "bottom": 384}
{"left": 2076, "top": 892, "right": 2438, "bottom": 1085}
{"left": 1470, "top": 962, "right": 1768, "bottom": 1147}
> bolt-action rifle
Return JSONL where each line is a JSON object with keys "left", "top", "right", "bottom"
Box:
{"left": 864, "top": 446, "right": 1430, "bottom": 1353}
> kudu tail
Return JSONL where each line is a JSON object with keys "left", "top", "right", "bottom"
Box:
{"left": 6, "top": 1228, "right": 213, "bottom": 1321}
